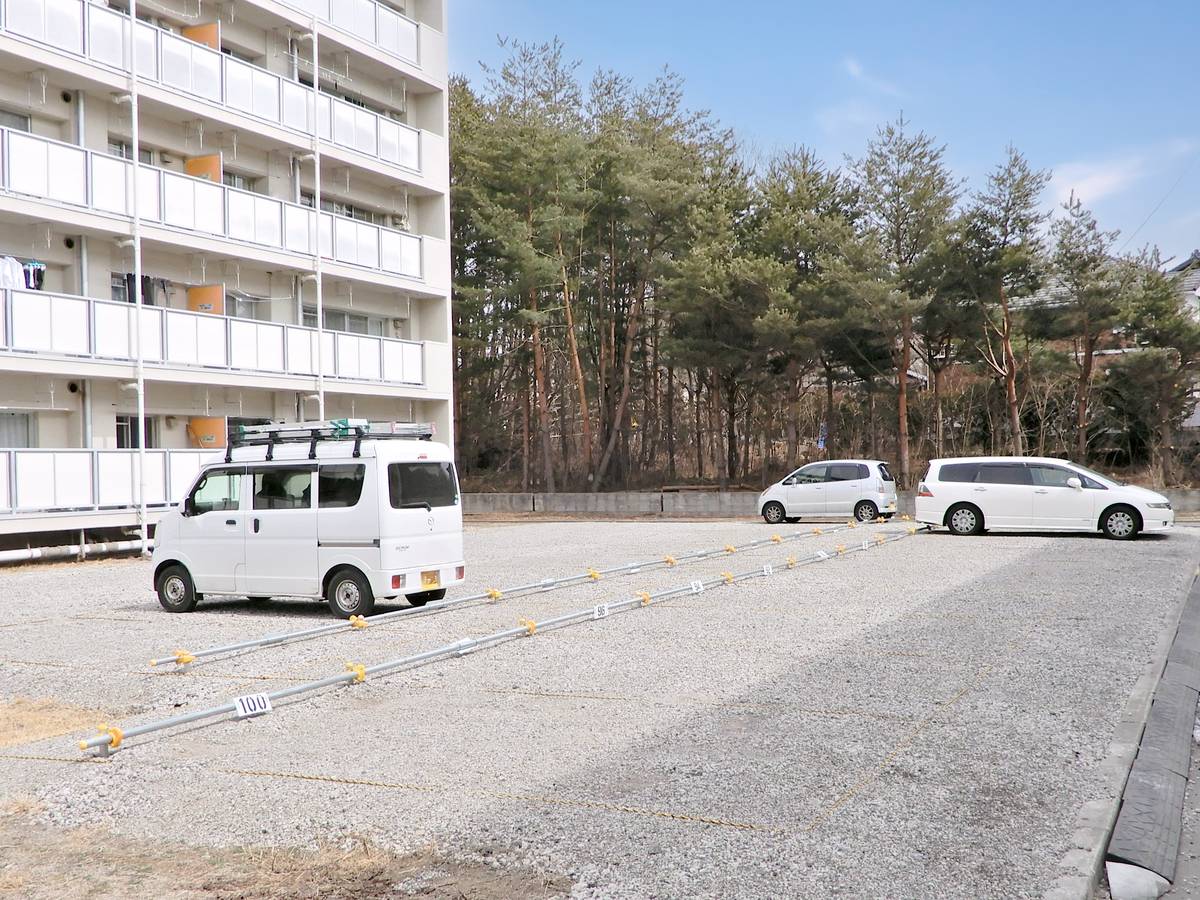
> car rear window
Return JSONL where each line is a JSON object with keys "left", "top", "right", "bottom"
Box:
{"left": 938, "top": 463, "right": 979, "bottom": 483}
{"left": 878, "top": 463, "right": 895, "bottom": 483}
{"left": 388, "top": 462, "right": 459, "bottom": 509}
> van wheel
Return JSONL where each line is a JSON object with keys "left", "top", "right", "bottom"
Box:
{"left": 762, "top": 502, "right": 786, "bottom": 525}
{"left": 326, "top": 568, "right": 375, "bottom": 619}
{"left": 156, "top": 565, "right": 199, "bottom": 613}
{"left": 854, "top": 501, "right": 878, "bottom": 523}
{"left": 406, "top": 589, "right": 447, "bottom": 607}
{"left": 946, "top": 503, "right": 984, "bottom": 536}
{"left": 1101, "top": 505, "right": 1140, "bottom": 540}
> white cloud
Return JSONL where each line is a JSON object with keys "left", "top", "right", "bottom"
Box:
{"left": 1050, "top": 139, "right": 1199, "bottom": 206}
{"left": 842, "top": 56, "right": 904, "bottom": 98}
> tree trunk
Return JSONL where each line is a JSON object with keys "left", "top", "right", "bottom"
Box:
{"left": 824, "top": 362, "right": 836, "bottom": 459}
{"left": 529, "top": 291, "right": 556, "bottom": 492}
{"left": 666, "top": 366, "right": 677, "bottom": 481}
{"left": 558, "top": 252, "right": 593, "bottom": 478}
{"left": 521, "top": 378, "right": 530, "bottom": 492}
{"left": 932, "top": 366, "right": 944, "bottom": 458}
{"left": 1074, "top": 336, "right": 1096, "bottom": 460}
{"left": 867, "top": 379, "right": 879, "bottom": 458}
{"left": 786, "top": 365, "right": 800, "bottom": 469}
{"left": 592, "top": 284, "right": 647, "bottom": 492}
{"left": 712, "top": 375, "right": 728, "bottom": 488}
{"left": 897, "top": 314, "right": 912, "bottom": 487}
{"left": 693, "top": 370, "right": 704, "bottom": 481}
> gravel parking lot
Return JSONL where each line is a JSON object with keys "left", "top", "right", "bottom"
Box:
{"left": 0, "top": 519, "right": 1196, "bottom": 899}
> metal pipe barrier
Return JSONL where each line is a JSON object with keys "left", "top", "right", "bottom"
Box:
{"left": 149, "top": 519, "right": 901, "bottom": 669}
{"left": 83, "top": 525, "right": 930, "bottom": 755}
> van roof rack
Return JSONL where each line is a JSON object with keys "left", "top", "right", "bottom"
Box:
{"left": 226, "top": 420, "right": 436, "bottom": 463}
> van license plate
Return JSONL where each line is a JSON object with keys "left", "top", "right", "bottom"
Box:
{"left": 421, "top": 571, "right": 440, "bottom": 589}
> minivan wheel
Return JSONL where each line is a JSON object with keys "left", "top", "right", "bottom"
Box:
{"left": 854, "top": 501, "right": 879, "bottom": 523}
{"left": 325, "top": 568, "right": 375, "bottom": 619}
{"left": 406, "top": 588, "right": 447, "bottom": 607}
{"left": 946, "top": 503, "right": 984, "bottom": 536}
{"left": 156, "top": 564, "right": 199, "bottom": 613}
{"left": 762, "top": 502, "right": 786, "bottom": 525}
{"left": 1101, "top": 506, "right": 1140, "bottom": 540}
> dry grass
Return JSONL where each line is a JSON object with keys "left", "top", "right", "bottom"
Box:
{"left": 0, "top": 697, "right": 108, "bottom": 749}
{"left": 0, "top": 803, "right": 570, "bottom": 900}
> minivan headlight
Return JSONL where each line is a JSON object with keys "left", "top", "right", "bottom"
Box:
{"left": 1147, "top": 501, "right": 1172, "bottom": 510}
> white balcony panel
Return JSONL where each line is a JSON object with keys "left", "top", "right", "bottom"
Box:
{"left": 281, "top": 81, "right": 313, "bottom": 132}
{"left": 380, "top": 230, "right": 423, "bottom": 279}
{"left": 0, "top": 291, "right": 6, "bottom": 348}
{"left": 91, "top": 154, "right": 128, "bottom": 215}
{"left": 14, "top": 452, "right": 93, "bottom": 510}
{"left": 134, "top": 21, "right": 158, "bottom": 80}
{"left": 10, "top": 0, "right": 83, "bottom": 54}
{"left": 0, "top": 454, "right": 9, "bottom": 512}
{"left": 284, "top": 205, "right": 315, "bottom": 254}
{"left": 9, "top": 292, "right": 88, "bottom": 355}
{"left": 401, "top": 342, "right": 423, "bottom": 385}
{"left": 97, "top": 452, "right": 135, "bottom": 508}
{"left": 331, "top": 0, "right": 375, "bottom": 43}
{"left": 161, "top": 32, "right": 222, "bottom": 104}
{"left": 257, "top": 322, "right": 286, "bottom": 372}
{"left": 230, "top": 320, "right": 283, "bottom": 372}
{"left": 88, "top": 5, "right": 126, "bottom": 69}
{"left": 377, "top": 7, "right": 419, "bottom": 63}
{"left": 285, "top": 326, "right": 317, "bottom": 375}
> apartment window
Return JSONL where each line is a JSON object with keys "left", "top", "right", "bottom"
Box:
{"left": 300, "top": 192, "right": 387, "bottom": 226}
{"left": 0, "top": 109, "right": 30, "bottom": 133}
{"left": 107, "top": 137, "right": 154, "bottom": 164}
{"left": 116, "top": 415, "right": 156, "bottom": 449}
{"left": 302, "top": 306, "right": 385, "bottom": 337}
{"left": 227, "top": 295, "right": 267, "bottom": 321}
{"left": 110, "top": 273, "right": 129, "bottom": 304}
{"left": 0, "top": 412, "right": 33, "bottom": 449}
{"left": 221, "top": 46, "right": 259, "bottom": 64}
{"left": 223, "top": 170, "right": 260, "bottom": 193}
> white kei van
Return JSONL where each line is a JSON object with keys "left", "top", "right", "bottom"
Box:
{"left": 758, "top": 459, "right": 898, "bottom": 524}
{"left": 151, "top": 422, "right": 466, "bottom": 618}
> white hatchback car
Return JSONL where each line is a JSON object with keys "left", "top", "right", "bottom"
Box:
{"left": 759, "top": 459, "right": 898, "bottom": 524}
{"left": 915, "top": 456, "right": 1174, "bottom": 539}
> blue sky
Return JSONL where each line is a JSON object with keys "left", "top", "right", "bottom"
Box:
{"left": 449, "top": 0, "right": 1199, "bottom": 263}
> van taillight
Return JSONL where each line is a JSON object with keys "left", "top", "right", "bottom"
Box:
{"left": 391, "top": 575, "right": 405, "bottom": 590}
{"left": 876, "top": 480, "right": 884, "bottom": 492}
{"left": 917, "top": 483, "right": 934, "bottom": 498}
{"left": 455, "top": 565, "right": 465, "bottom": 580}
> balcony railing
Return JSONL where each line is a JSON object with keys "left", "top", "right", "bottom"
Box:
{"left": 2, "top": 0, "right": 431, "bottom": 177}
{"left": 279, "top": 0, "right": 421, "bottom": 67}
{"left": 0, "top": 448, "right": 217, "bottom": 514}
{"left": 0, "top": 289, "right": 427, "bottom": 387}
{"left": 0, "top": 128, "right": 428, "bottom": 282}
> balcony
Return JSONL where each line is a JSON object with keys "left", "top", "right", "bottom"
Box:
{"left": 0, "top": 447, "right": 216, "bottom": 516}
{"left": 275, "top": 0, "right": 442, "bottom": 74}
{"left": 0, "top": 0, "right": 447, "bottom": 187}
{"left": 0, "top": 128, "right": 450, "bottom": 292}
{"left": 0, "top": 288, "right": 428, "bottom": 388}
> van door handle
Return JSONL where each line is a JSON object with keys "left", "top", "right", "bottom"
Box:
{"left": 253, "top": 518, "right": 261, "bottom": 534}
{"left": 1034, "top": 489, "right": 1049, "bottom": 494}
{"left": 972, "top": 487, "right": 987, "bottom": 492}
{"left": 225, "top": 519, "right": 236, "bottom": 526}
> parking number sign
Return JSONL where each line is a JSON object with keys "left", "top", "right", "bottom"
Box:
{"left": 592, "top": 603, "right": 610, "bottom": 620}
{"left": 234, "top": 694, "right": 272, "bottom": 719}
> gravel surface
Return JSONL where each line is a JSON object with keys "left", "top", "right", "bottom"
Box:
{"left": 0, "top": 519, "right": 1196, "bottom": 898}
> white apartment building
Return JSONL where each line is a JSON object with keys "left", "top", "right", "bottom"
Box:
{"left": 0, "top": 0, "right": 452, "bottom": 540}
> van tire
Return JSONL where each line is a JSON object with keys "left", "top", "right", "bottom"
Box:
{"left": 946, "top": 503, "right": 984, "bottom": 536}
{"left": 325, "top": 568, "right": 375, "bottom": 619}
{"left": 156, "top": 564, "right": 199, "bottom": 613}
{"left": 853, "top": 500, "right": 879, "bottom": 523}
{"left": 406, "top": 589, "right": 447, "bottom": 607}
{"left": 1100, "top": 505, "right": 1141, "bottom": 540}
{"left": 762, "top": 502, "right": 786, "bottom": 525}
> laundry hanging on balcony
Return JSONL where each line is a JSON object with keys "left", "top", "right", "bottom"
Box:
{"left": 0, "top": 257, "right": 24, "bottom": 290}
{"left": 22, "top": 261, "right": 45, "bottom": 290}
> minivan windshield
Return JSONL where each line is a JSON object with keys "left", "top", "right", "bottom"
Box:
{"left": 388, "top": 462, "right": 459, "bottom": 510}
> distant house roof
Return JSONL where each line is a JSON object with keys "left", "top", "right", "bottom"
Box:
{"left": 1170, "top": 250, "right": 1200, "bottom": 300}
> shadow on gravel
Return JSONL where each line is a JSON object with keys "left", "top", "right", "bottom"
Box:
{"left": 923, "top": 531, "right": 1172, "bottom": 542}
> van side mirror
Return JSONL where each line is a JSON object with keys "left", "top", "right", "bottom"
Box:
{"left": 1066, "top": 477, "right": 1082, "bottom": 490}
{"left": 782, "top": 477, "right": 796, "bottom": 486}
{"left": 183, "top": 496, "right": 196, "bottom": 517}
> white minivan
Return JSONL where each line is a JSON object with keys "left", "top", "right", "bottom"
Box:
{"left": 151, "top": 422, "right": 466, "bottom": 618}
{"left": 759, "top": 459, "right": 898, "bottom": 524}
{"left": 916, "top": 456, "right": 1174, "bottom": 539}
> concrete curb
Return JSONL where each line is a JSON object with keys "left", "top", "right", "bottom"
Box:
{"left": 1043, "top": 565, "right": 1200, "bottom": 900}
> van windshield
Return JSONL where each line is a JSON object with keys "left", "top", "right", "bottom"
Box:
{"left": 388, "top": 462, "right": 459, "bottom": 510}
